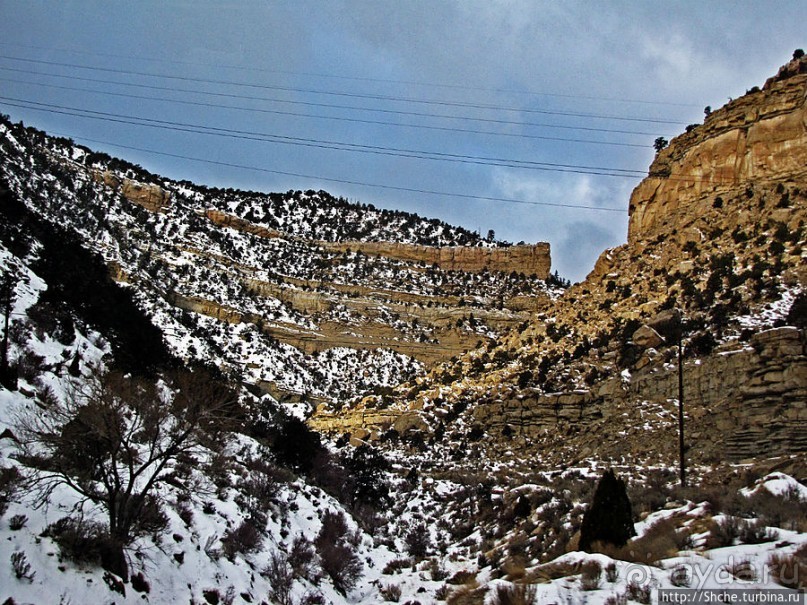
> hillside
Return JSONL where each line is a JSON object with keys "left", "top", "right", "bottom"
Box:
{"left": 0, "top": 117, "right": 557, "bottom": 404}
{"left": 1, "top": 53, "right": 806, "bottom": 605}
{"left": 311, "top": 54, "right": 807, "bottom": 468}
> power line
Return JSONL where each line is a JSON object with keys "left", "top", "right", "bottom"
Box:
{"left": 0, "top": 54, "right": 687, "bottom": 126}
{"left": 48, "top": 131, "right": 628, "bottom": 213}
{"left": 0, "top": 95, "right": 649, "bottom": 177}
{"left": 0, "top": 75, "right": 651, "bottom": 148}
{"left": 0, "top": 64, "right": 671, "bottom": 138}
{"left": 0, "top": 40, "right": 700, "bottom": 109}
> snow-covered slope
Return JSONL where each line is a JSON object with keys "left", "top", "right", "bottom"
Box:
{"left": 0, "top": 117, "right": 557, "bottom": 407}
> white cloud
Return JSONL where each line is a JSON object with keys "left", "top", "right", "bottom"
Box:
{"left": 490, "top": 169, "right": 631, "bottom": 281}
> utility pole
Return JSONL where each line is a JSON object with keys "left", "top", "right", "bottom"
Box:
{"left": 677, "top": 325, "right": 686, "bottom": 488}
{"left": 0, "top": 277, "right": 12, "bottom": 373}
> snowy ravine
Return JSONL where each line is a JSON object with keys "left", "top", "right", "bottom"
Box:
{"left": 0, "top": 295, "right": 805, "bottom": 603}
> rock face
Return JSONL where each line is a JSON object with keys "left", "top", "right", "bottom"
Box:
{"left": 205, "top": 209, "right": 551, "bottom": 278}
{"left": 313, "top": 327, "right": 806, "bottom": 463}
{"left": 205, "top": 210, "right": 283, "bottom": 239}
{"left": 311, "top": 55, "right": 807, "bottom": 465}
{"left": 93, "top": 171, "right": 172, "bottom": 213}
{"left": 628, "top": 54, "right": 807, "bottom": 245}
{"left": 320, "top": 241, "right": 551, "bottom": 278}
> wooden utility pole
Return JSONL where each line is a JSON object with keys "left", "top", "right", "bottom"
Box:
{"left": 677, "top": 331, "right": 686, "bottom": 488}
{"left": 0, "top": 278, "right": 11, "bottom": 373}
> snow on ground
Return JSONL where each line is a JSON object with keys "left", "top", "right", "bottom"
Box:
{"left": 741, "top": 472, "right": 807, "bottom": 500}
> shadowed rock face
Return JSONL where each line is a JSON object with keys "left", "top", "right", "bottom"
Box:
{"left": 628, "top": 55, "right": 807, "bottom": 245}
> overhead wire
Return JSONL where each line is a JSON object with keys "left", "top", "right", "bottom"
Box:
{"left": 48, "top": 131, "right": 628, "bottom": 213}
{"left": 0, "top": 74, "right": 651, "bottom": 148}
{"left": 0, "top": 54, "right": 687, "bottom": 125}
{"left": 0, "top": 49, "right": 714, "bottom": 217}
{"left": 0, "top": 64, "right": 672, "bottom": 138}
{"left": 0, "top": 40, "right": 701, "bottom": 109}
{"left": 0, "top": 95, "right": 650, "bottom": 177}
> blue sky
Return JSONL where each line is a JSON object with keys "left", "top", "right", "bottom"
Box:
{"left": 0, "top": 1, "right": 804, "bottom": 281}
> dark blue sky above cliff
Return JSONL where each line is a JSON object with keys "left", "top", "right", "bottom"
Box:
{"left": 1, "top": 1, "right": 804, "bottom": 281}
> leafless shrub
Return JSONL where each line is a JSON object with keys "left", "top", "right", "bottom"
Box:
{"left": 11, "top": 551, "right": 35, "bottom": 581}
{"left": 706, "top": 515, "right": 742, "bottom": 548}
{"left": 0, "top": 465, "right": 22, "bottom": 516}
{"left": 379, "top": 582, "right": 402, "bottom": 602}
{"left": 315, "top": 510, "right": 362, "bottom": 594}
{"left": 203, "top": 533, "right": 221, "bottom": 560}
{"left": 428, "top": 557, "right": 449, "bottom": 581}
{"left": 670, "top": 564, "right": 690, "bottom": 587}
{"left": 14, "top": 367, "right": 238, "bottom": 579}
{"left": 738, "top": 519, "right": 778, "bottom": 544}
{"left": 8, "top": 514, "right": 27, "bottom": 530}
{"left": 317, "top": 541, "right": 363, "bottom": 595}
{"left": 489, "top": 583, "right": 536, "bottom": 605}
{"left": 625, "top": 580, "right": 651, "bottom": 604}
{"left": 748, "top": 487, "right": 807, "bottom": 532}
{"left": 288, "top": 533, "right": 317, "bottom": 581}
{"left": 435, "top": 584, "right": 451, "bottom": 600}
{"left": 221, "top": 519, "right": 263, "bottom": 560}
{"left": 604, "top": 593, "right": 628, "bottom": 605}
{"left": 41, "top": 516, "right": 110, "bottom": 566}
{"left": 605, "top": 561, "right": 618, "bottom": 582}
{"left": 404, "top": 522, "right": 430, "bottom": 559}
{"left": 15, "top": 348, "right": 47, "bottom": 383}
{"left": 264, "top": 551, "right": 294, "bottom": 605}
{"left": 724, "top": 558, "right": 756, "bottom": 581}
{"left": 298, "top": 592, "right": 326, "bottom": 605}
{"left": 175, "top": 499, "right": 194, "bottom": 526}
{"left": 580, "top": 560, "right": 601, "bottom": 590}
{"left": 768, "top": 544, "right": 807, "bottom": 590}
{"left": 383, "top": 557, "right": 410, "bottom": 575}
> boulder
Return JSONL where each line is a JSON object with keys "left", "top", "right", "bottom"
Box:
{"left": 632, "top": 325, "right": 665, "bottom": 349}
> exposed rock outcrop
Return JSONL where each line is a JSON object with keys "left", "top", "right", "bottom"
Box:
{"left": 93, "top": 170, "right": 172, "bottom": 213}
{"left": 628, "top": 54, "right": 807, "bottom": 244}
{"left": 312, "top": 327, "right": 807, "bottom": 463}
{"left": 311, "top": 55, "right": 807, "bottom": 465}
{"left": 204, "top": 209, "right": 551, "bottom": 278}
{"left": 320, "top": 241, "right": 551, "bottom": 278}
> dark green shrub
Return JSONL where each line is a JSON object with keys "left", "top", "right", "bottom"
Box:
{"left": 404, "top": 522, "right": 430, "bottom": 559}
{"left": 786, "top": 292, "right": 807, "bottom": 329}
{"left": 579, "top": 469, "right": 635, "bottom": 552}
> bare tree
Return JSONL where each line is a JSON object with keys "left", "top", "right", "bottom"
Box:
{"left": 15, "top": 366, "right": 239, "bottom": 578}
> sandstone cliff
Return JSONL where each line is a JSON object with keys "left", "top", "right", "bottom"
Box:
{"left": 312, "top": 55, "right": 807, "bottom": 465}
{"left": 93, "top": 170, "right": 172, "bottom": 213}
{"left": 206, "top": 208, "right": 551, "bottom": 278}
{"left": 628, "top": 54, "right": 807, "bottom": 244}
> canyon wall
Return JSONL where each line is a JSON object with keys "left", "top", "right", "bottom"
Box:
{"left": 628, "top": 55, "right": 807, "bottom": 244}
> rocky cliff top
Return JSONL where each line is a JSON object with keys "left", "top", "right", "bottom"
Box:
{"left": 628, "top": 53, "right": 807, "bottom": 244}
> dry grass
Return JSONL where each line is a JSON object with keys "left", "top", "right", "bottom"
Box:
{"left": 445, "top": 579, "right": 487, "bottom": 605}
{"left": 488, "top": 583, "right": 537, "bottom": 605}
{"left": 527, "top": 560, "right": 580, "bottom": 583}
{"left": 580, "top": 560, "right": 602, "bottom": 590}
{"left": 593, "top": 515, "right": 690, "bottom": 565}
{"left": 768, "top": 543, "right": 807, "bottom": 590}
